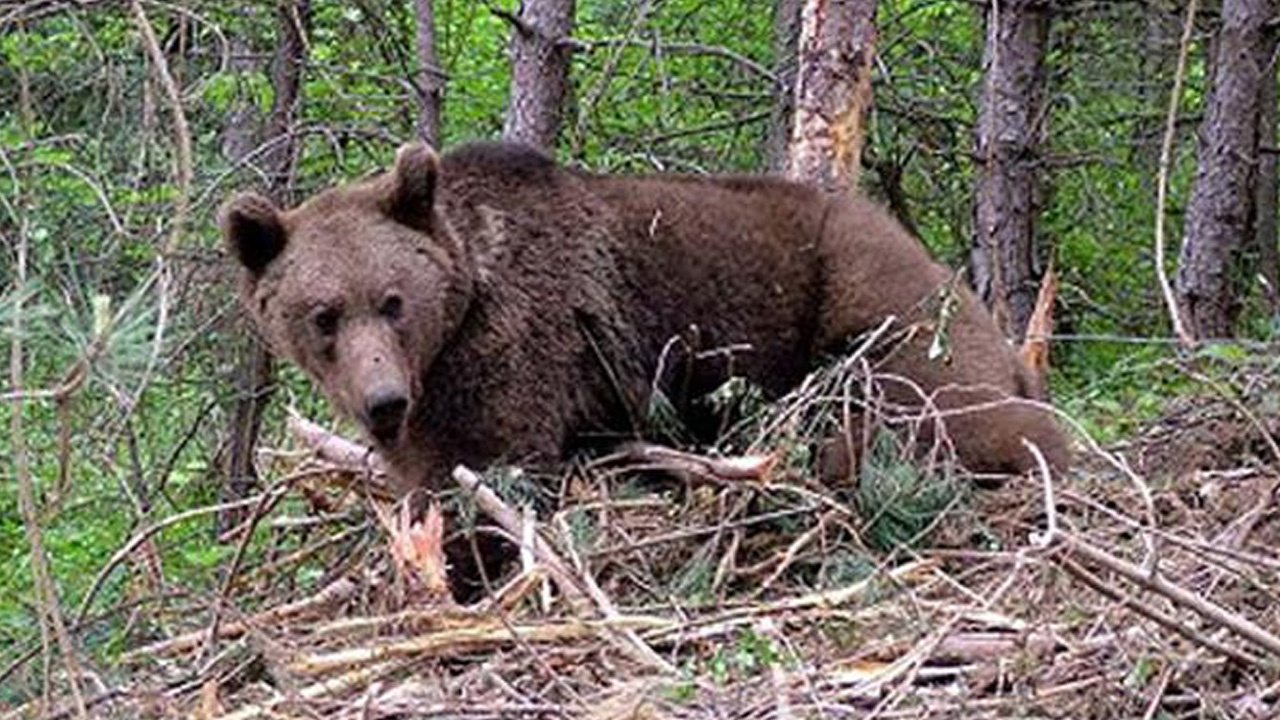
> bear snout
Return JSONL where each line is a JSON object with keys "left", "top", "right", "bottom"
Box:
{"left": 364, "top": 386, "right": 409, "bottom": 443}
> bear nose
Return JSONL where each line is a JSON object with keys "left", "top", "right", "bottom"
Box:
{"left": 365, "top": 388, "right": 408, "bottom": 440}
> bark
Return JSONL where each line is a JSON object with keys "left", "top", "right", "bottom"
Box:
{"left": 767, "top": 0, "right": 804, "bottom": 172}
{"left": 414, "top": 0, "right": 444, "bottom": 147}
{"left": 261, "top": 0, "right": 309, "bottom": 203}
{"left": 971, "top": 0, "right": 1052, "bottom": 341}
{"left": 221, "top": 31, "right": 260, "bottom": 165}
{"left": 502, "top": 0, "right": 576, "bottom": 151}
{"left": 219, "top": 0, "right": 310, "bottom": 534}
{"left": 870, "top": 157, "right": 920, "bottom": 238}
{"left": 786, "top": 0, "right": 877, "bottom": 192}
{"left": 1176, "top": 0, "right": 1275, "bottom": 338}
{"left": 1254, "top": 49, "right": 1279, "bottom": 313}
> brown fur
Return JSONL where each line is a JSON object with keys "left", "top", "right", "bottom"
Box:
{"left": 222, "top": 141, "right": 1069, "bottom": 492}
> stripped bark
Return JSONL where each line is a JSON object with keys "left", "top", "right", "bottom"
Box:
{"left": 971, "top": 0, "right": 1052, "bottom": 341}
{"left": 501, "top": 0, "right": 576, "bottom": 151}
{"left": 1176, "top": 0, "right": 1275, "bottom": 338}
{"left": 414, "top": 0, "right": 444, "bottom": 147}
{"left": 786, "top": 0, "right": 878, "bottom": 192}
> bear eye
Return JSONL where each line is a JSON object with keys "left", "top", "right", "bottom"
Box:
{"left": 379, "top": 294, "right": 404, "bottom": 321}
{"left": 314, "top": 307, "right": 341, "bottom": 337}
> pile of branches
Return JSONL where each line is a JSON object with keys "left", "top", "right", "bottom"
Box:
{"left": 6, "top": 350, "right": 1280, "bottom": 720}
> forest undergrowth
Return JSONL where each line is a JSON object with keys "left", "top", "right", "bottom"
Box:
{"left": 4, "top": 339, "right": 1279, "bottom": 720}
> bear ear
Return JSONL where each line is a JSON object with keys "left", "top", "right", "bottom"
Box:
{"left": 221, "top": 192, "right": 287, "bottom": 277}
{"left": 384, "top": 141, "right": 438, "bottom": 231}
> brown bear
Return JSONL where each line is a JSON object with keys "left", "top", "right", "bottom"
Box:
{"left": 222, "top": 141, "right": 1069, "bottom": 493}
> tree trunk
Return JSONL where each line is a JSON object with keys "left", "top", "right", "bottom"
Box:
{"left": 262, "top": 0, "right": 309, "bottom": 204}
{"left": 219, "top": 0, "right": 310, "bottom": 535}
{"left": 1253, "top": 44, "right": 1279, "bottom": 314}
{"left": 767, "top": 0, "right": 804, "bottom": 172}
{"left": 1176, "top": 0, "right": 1274, "bottom": 338}
{"left": 221, "top": 31, "right": 260, "bottom": 165}
{"left": 502, "top": 0, "right": 576, "bottom": 151}
{"left": 1131, "top": 0, "right": 1178, "bottom": 176}
{"left": 785, "top": 0, "right": 877, "bottom": 192}
{"left": 414, "top": 0, "right": 444, "bottom": 147}
{"left": 971, "top": 0, "right": 1052, "bottom": 341}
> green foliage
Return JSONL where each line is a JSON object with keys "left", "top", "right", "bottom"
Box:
{"left": 571, "top": 0, "right": 775, "bottom": 171}
{"left": 1054, "top": 344, "right": 1187, "bottom": 444}
{"left": 644, "top": 387, "right": 690, "bottom": 444}
{"left": 704, "top": 376, "right": 768, "bottom": 427}
{"left": 856, "top": 429, "right": 963, "bottom": 552}
{"left": 670, "top": 552, "right": 716, "bottom": 605}
{"left": 202, "top": 71, "right": 273, "bottom": 115}
{"left": 705, "top": 628, "right": 787, "bottom": 686}
{"left": 563, "top": 506, "right": 598, "bottom": 551}
{"left": 817, "top": 548, "right": 877, "bottom": 588}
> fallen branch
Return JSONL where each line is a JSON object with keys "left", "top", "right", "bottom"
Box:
{"left": 613, "top": 442, "right": 779, "bottom": 482}
{"left": 285, "top": 420, "right": 670, "bottom": 670}
{"left": 121, "top": 577, "right": 358, "bottom": 662}
{"left": 214, "top": 660, "right": 402, "bottom": 720}
{"left": 645, "top": 559, "right": 936, "bottom": 644}
{"left": 1060, "top": 533, "right": 1280, "bottom": 661}
{"left": 286, "top": 413, "right": 397, "bottom": 499}
{"left": 1058, "top": 556, "right": 1259, "bottom": 667}
{"left": 452, "top": 465, "right": 674, "bottom": 672}
{"left": 451, "top": 465, "right": 591, "bottom": 613}
{"left": 288, "top": 615, "right": 671, "bottom": 677}
{"left": 928, "top": 629, "right": 1061, "bottom": 662}
{"left": 287, "top": 413, "right": 386, "bottom": 472}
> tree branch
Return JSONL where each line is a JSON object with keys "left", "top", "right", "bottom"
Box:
{"left": 564, "top": 37, "right": 778, "bottom": 86}
{"left": 1154, "top": 0, "right": 1198, "bottom": 348}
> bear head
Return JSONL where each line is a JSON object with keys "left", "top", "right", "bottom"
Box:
{"left": 221, "top": 143, "right": 474, "bottom": 450}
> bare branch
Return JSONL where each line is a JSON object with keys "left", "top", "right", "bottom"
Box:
{"left": 1155, "top": 0, "right": 1199, "bottom": 348}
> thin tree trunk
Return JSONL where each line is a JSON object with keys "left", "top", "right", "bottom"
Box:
{"left": 1176, "top": 0, "right": 1274, "bottom": 338}
{"left": 786, "top": 0, "right": 877, "bottom": 192}
{"left": 221, "top": 11, "right": 261, "bottom": 171}
{"left": 971, "top": 0, "right": 1052, "bottom": 341}
{"left": 767, "top": 0, "right": 804, "bottom": 172}
{"left": 502, "top": 0, "right": 576, "bottom": 151}
{"left": 1254, "top": 47, "right": 1279, "bottom": 313}
{"left": 414, "top": 0, "right": 444, "bottom": 147}
{"left": 1132, "top": 0, "right": 1178, "bottom": 174}
{"left": 262, "top": 0, "right": 309, "bottom": 203}
{"left": 219, "top": 0, "right": 310, "bottom": 535}
{"left": 11, "top": 49, "right": 90, "bottom": 718}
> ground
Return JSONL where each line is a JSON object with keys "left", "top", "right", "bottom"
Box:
{"left": 7, "top": 352, "right": 1280, "bottom": 720}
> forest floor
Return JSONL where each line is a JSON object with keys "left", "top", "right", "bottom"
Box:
{"left": 7, "top": 356, "right": 1280, "bottom": 720}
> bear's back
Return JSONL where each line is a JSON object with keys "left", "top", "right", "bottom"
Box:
{"left": 440, "top": 142, "right": 561, "bottom": 185}
{"left": 434, "top": 144, "right": 848, "bottom": 400}
{"left": 582, "top": 170, "right": 833, "bottom": 399}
